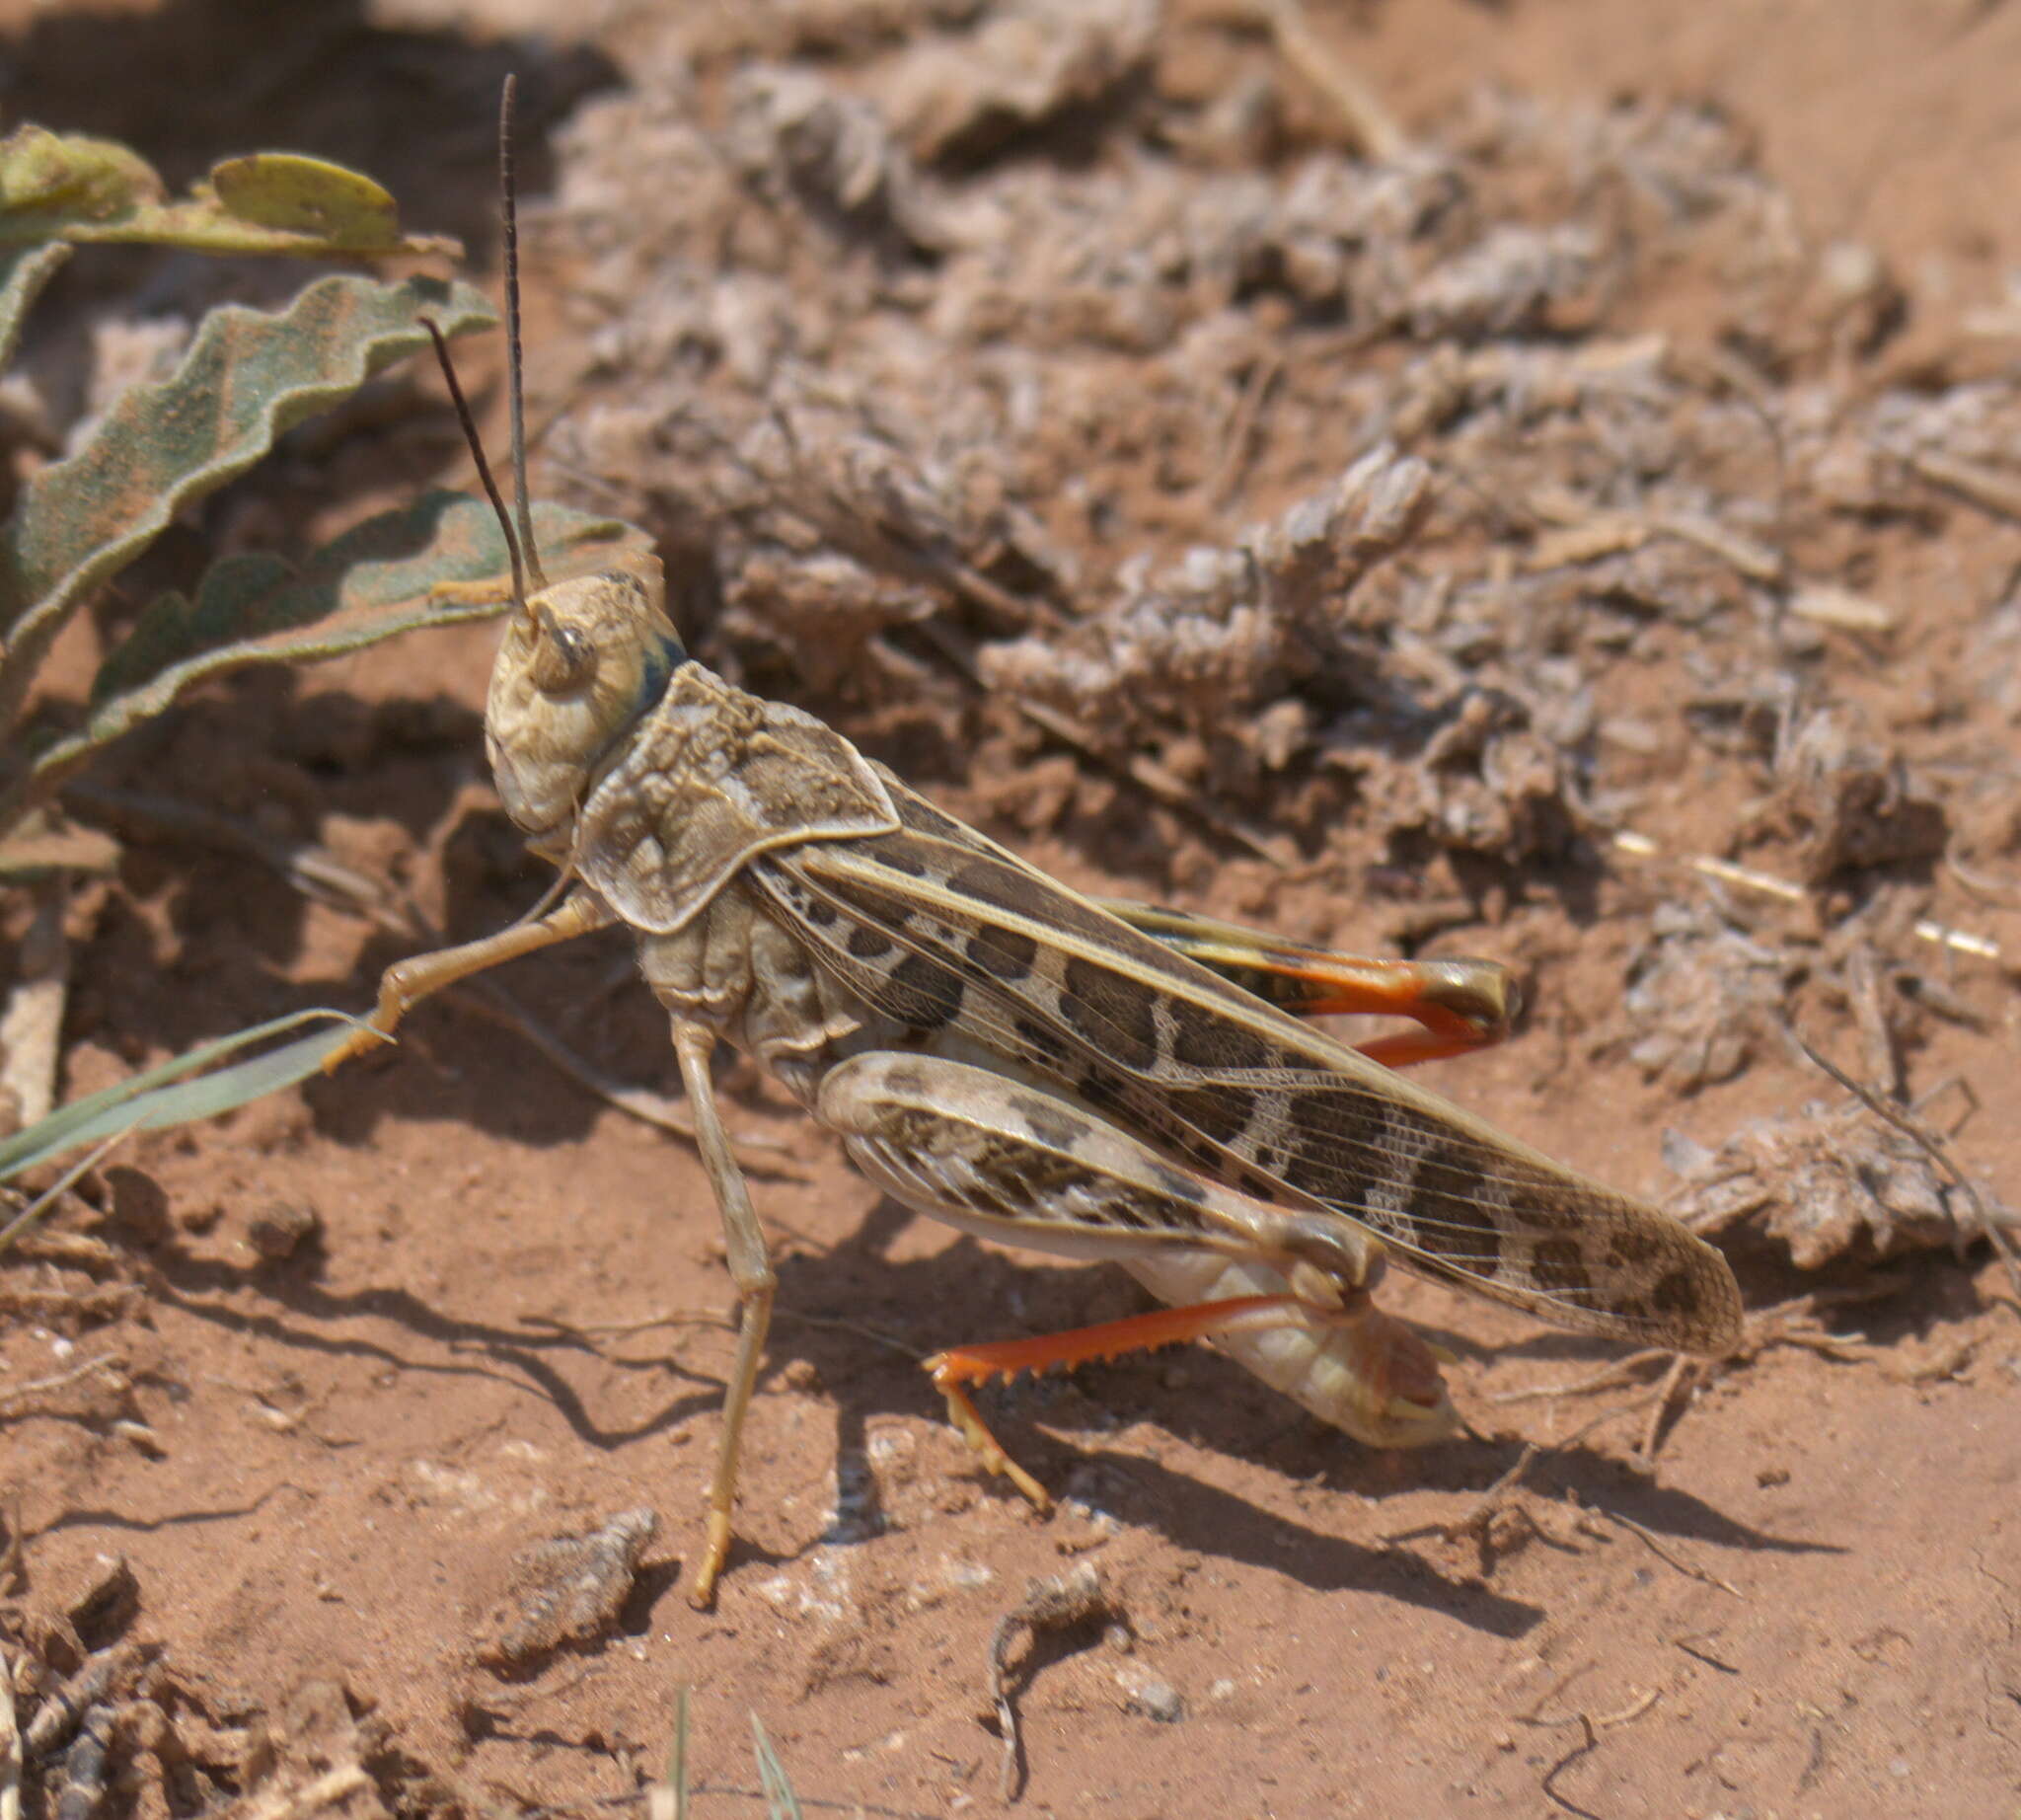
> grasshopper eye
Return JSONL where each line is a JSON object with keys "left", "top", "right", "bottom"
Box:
{"left": 529, "top": 606, "right": 595, "bottom": 694}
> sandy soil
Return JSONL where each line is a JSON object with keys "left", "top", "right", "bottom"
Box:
{"left": 6, "top": 4, "right": 2021, "bottom": 1817}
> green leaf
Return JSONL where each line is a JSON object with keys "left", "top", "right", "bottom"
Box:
{"left": 0, "top": 127, "right": 159, "bottom": 229}
{"left": 0, "top": 242, "right": 70, "bottom": 374}
{"left": 0, "top": 1008, "right": 358, "bottom": 1185}
{"left": 208, "top": 154, "right": 405, "bottom": 249}
{"left": 0, "top": 495, "right": 646, "bottom": 830}
{"left": 0, "top": 271, "right": 498, "bottom": 734}
{"left": 0, "top": 126, "right": 456, "bottom": 258}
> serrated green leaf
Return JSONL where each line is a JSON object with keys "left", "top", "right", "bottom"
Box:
{"left": 0, "top": 495, "right": 646, "bottom": 831}
{"left": 92, "top": 551, "right": 295, "bottom": 705}
{"left": 0, "top": 242, "right": 71, "bottom": 374}
{"left": 0, "top": 271, "right": 498, "bottom": 734}
{"left": 0, "top": 126, "right": 455, "bottom": 258}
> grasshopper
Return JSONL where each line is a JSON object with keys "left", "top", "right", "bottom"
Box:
{"left": 331, "top": 89, "right": 1741, "bottom": 1607}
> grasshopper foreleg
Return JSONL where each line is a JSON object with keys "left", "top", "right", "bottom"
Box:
{"left": 323, "top": 890, "right": 615, "bottom": 1072}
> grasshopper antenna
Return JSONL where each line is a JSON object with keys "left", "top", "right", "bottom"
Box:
{"left": 499, "top": 74, "right": 549, "bottom": 595}
{"left": 420, "top": 317, "right": 525, "bottom": 614}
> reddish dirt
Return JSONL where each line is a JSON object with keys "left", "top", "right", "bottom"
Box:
{"left": 7, "top": 5, "right": 2021, "bottom": 1819}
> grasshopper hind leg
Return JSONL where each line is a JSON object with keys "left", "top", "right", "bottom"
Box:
{"left": 924, "top": 1290, "right": 1445, "bottom": 1508}
{"left": 1102, "top": 900, "right": 1520, "bottom": 1069}
{"left": 817, "top": 1051, "right": 1458, "bottom": 1502}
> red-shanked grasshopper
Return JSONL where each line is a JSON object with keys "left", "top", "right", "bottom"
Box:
{"left": 330, "top": 86, "right": 1740, "bottom": 1607}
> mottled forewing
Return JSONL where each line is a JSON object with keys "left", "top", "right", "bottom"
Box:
{"left": 575, "top": 667, "right": 899, "bottom": 935}
{"left": 760, "top": 782, "right": 1740, "bottom": 1353}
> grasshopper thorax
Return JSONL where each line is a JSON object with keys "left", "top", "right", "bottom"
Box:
{"left": 485, "top": 552, "right": 685, "bottom": 848}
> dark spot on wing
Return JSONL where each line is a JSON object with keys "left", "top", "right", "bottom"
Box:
{"left": 966, "top": 924, "right": 1038, "bottom": 983}
{"left": 847, "top": 924, "right": 895, "bottom": 960}
{"left": 1283, "top": 1088, "right": 1387, "bottom": 1201}
{"left": 1606, "top": 1226, "right": 1662, "bottom": 1267}
{"left": 1078, "top": 1065, "right": 1128, "bottom": 1113}
{"left": 1061, "top": 955, "right": 1159, "bottom": 1069}
{"left": 1009, "top": 1094, "right": 1085, "bottom": 1154}
{"left": 1236, "top": 1163, "right": 1281, "bottom": 1196}
{"left": 1167, "top": 996, "right": 1276, "bottom": 1072}
{"left": 1098, "top": 1190, "right": 1156, "bottom": 1230}
{"left": 1650, "top": 1267, "right": 1701, "bottom": 1319}
{"left": 1409, "top": 1142, "right": 1498, "bottom": 1210}
{"left": 1012, "top": 1016, "right": 1071, "bottom": 1069}
{"left": 882, "top": 951, "right": 965, "bottom": 1029}
{"left": 1532, "top": 1239, "right": 1593, "bottom": 1296}
{"left": 1170, "top": 1085, "right": 1255, "bottom": 1149}
{"left": 1508, "top": 1192, "right": 1584, "bottom": 1235}
{"left": 946, "top": 859, "right": 1051, "bottom": 919}
{"left": 1400, "top": 1144, "right": 1509, "bottom": 1275}
{"left": 946, "top": 857, "right": 1208, "bottom": 987}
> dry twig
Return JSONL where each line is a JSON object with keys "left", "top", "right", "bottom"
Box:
{"left": 229, "top": 1764, "right": 370, "bottom": 1820}
{"left": 0, "top": 879, "right": 69, "bottom": 1133}
{"left": 988, "top": 1563, "right": 1114, "bottom": 1803}
{"left": 1785, "top": 1022, "right": 2021, "bottom": 1306}
{"left": 1259, "top": 0, "right": 1408, "bottom": 159}
{"left": 1612, "top": 830, "right": 2001, "bottom": 963}
{"left": 1487, "top": 1348, "right": 1672, "bottom": 1405}
{"left": 1, "top": 1644, "right": 20, "bottom": 1820}
{"left": 1592, "top": 1506, "right": 1742, "bottom": 1598}
{"left": 0, "top": 1355, "right": 125, "bottom": 1422}
{"left": 1636, "top": 1354, "right": 1700, "bottom": 1462}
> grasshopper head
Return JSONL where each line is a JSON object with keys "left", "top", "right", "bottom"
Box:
{"left": 485, "top": 553, "right": 685, "bottom": 848}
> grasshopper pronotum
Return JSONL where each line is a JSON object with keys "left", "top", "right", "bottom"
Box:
{"left": 331, "top": 84, "right": 1741, "bottom": 1607}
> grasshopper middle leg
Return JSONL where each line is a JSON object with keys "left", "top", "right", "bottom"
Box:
{"left": 672, "top": 1020, "right": 777, "bottom": 1609}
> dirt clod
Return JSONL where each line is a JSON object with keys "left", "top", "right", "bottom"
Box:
{"left": 476, "top": 1509, "right": 658, "bottom": 1672}
{"left": 246, "top": 1202, "right": 321, "bottom": 1263}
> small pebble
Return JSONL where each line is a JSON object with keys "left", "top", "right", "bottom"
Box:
{"left": 249, "top": 1200, "right": 321, "bottom": 1260}
{"left": 1115, "top": 1663, "right": 1184, "bottom": 1723}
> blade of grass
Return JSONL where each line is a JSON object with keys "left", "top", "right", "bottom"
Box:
{"left": 750, "top": 1714, "right": 802, "bottom": 1820}
{"left": 0, "top": 1008, "right": 359, "bottom": 1181}
{"left": 0, "top": 1126, "right": 126, "bottom": 1255}
{"left": 669, "top": 1688, "right": 691, "bottom": 1820}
